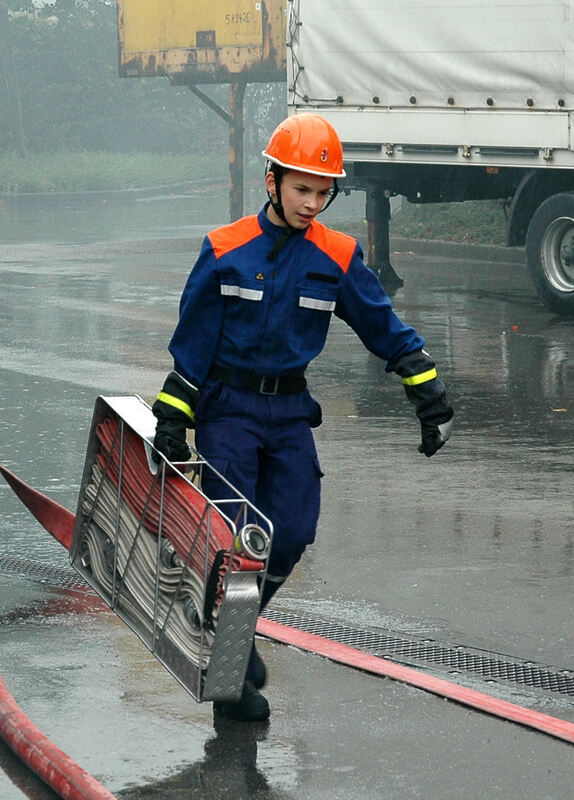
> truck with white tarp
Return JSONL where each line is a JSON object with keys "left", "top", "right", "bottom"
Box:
{"left": 286, "top": 0, "right": 574, "bottom": 314}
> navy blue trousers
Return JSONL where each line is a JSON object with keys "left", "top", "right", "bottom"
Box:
{"left": 195, "top": 380, "right": 323, "bottom": 582}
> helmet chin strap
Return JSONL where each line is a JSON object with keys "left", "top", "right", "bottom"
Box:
{"left": 322, "top": 180, "right": 340, "bottom": 213}
{"left": 268, "top": 185, "right": 287, "bottom": 224}
{"left": 265, "top": 163, "right": 288, "bottom": 224}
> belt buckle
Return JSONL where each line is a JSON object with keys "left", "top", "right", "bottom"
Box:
{"left": 259, "top": 375, "right": 279, "bottom": 395}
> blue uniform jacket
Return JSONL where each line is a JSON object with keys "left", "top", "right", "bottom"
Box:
{"left": 169, "top": 204, "right": 424, "bottom": 387}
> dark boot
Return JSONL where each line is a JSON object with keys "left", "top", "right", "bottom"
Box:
{"left": 245, "top": 642, "right": 267, "bottom": 689}
{"left": 250, "top": 645, "right": 267, "bottom": 690}
{"left": 213, "top": 681, "right": 270, "bottom": 722}
{"left": 259, "top": 575, "right": 285, "bottom": 609}
{"left": 245, "top": 575, "right": 285, "bottom": 689}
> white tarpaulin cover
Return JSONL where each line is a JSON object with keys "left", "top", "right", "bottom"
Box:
{"left": 288, "top": 0, "right": 574, "bottom": 110}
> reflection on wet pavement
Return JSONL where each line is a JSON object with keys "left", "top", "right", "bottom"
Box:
{"left": 2, "top": 191, "right": 574, "bottom": 799}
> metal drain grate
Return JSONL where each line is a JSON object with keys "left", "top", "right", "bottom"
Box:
{"left": 0, "top": 554, "right": 88, "bottom": 592}
{"left": 3, "top": 555, "right": 573, "bottom": 698}
{"left": 262, "top": 609, "right": 574, "bottom": 697}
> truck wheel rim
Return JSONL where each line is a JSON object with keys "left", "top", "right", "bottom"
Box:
{"left": 541, "top": 216, "right": 574, "bottom": 293}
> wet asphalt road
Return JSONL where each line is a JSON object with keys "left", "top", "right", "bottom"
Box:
{"left": 1, "top": 190, "right": 574, "bottom": 799}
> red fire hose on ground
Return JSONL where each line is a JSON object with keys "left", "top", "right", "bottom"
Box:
{"left": 257, "top": 617, "right": 574, "bottom": 746}
{"left": 2, "top": 618, "right": 574, "bottom": 800}
{"left": 3, "top": 450, "right": 574, "bottom": 799}
{"left": 0, "top": 672, "right": 118, "bottom": 800}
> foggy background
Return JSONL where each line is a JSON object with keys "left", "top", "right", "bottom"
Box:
{"left": 0, "top": 0, "right": 286, "bottom": 171}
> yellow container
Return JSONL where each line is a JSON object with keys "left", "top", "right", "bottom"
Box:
{"left": 117, "top": 0, "right": 287, "bottom": 83}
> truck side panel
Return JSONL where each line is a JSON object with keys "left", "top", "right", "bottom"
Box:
{"left": 289, "top": 0, "right": 572, "bottom": 110}
{"left": 288, "top": 0, "right": 574, "bottom": 168}
{"left": 288, "top": 1, "right": 574, "bottom": 316}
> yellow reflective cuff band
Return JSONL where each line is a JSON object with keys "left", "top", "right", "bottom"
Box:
{"left": 401, "top": 367, "right": 437, "bottom": 386}
{"left": 157, "top": 391, "right": 194, "bottom": 420}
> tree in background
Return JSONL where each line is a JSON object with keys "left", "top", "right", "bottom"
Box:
{"left": 0, "top": 0, "right": 28, "bottom": 155}
{"left": 0, "top": 0, "right": 286, "bottom": 161}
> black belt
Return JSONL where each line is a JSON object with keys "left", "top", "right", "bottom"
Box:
{"left": 208, "top": 365, "right": 306, "bottom": 396}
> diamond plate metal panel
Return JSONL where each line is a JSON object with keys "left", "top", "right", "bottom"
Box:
{"left": 202, "top": 572, "right": 261, "bottom": 701}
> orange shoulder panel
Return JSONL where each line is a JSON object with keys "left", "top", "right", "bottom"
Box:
{"left": 208, "top": 215, "right": 263, "bottom": 259}
{"left": 304, "top": 221, "right": 357, "bottom": 274}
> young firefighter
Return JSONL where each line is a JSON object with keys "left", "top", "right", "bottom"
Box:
{"left": 152, "top": 113, "right": 454, "bottom": 721}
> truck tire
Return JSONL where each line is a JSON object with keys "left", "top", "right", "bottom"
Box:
{"left": 526, "top": 193, "right": 574, "bottom": 315}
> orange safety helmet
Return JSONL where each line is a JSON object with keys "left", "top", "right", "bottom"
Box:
{"left": 262, "top": 113, "right": 346, "bottom": 178}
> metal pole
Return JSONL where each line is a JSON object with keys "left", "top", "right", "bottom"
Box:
{"left": 228, "top": 81, "right": 246, "bottom": 221}
{"left": 365, "top": 184, "right": 404, "bottom": 291}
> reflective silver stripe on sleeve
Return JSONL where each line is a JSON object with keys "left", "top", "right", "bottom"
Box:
{"left": 221, "top": 285, "right": 264, "bottom": 301}
{"left": 299, "top": 296, "right": 336, "bottom": 311}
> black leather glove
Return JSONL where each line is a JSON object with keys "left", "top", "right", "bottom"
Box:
{"left": 394, "top": 350, "right": 454, "bottom": 457}
{"left": 151, "top": 371, "right": 199, "bottom": 463}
